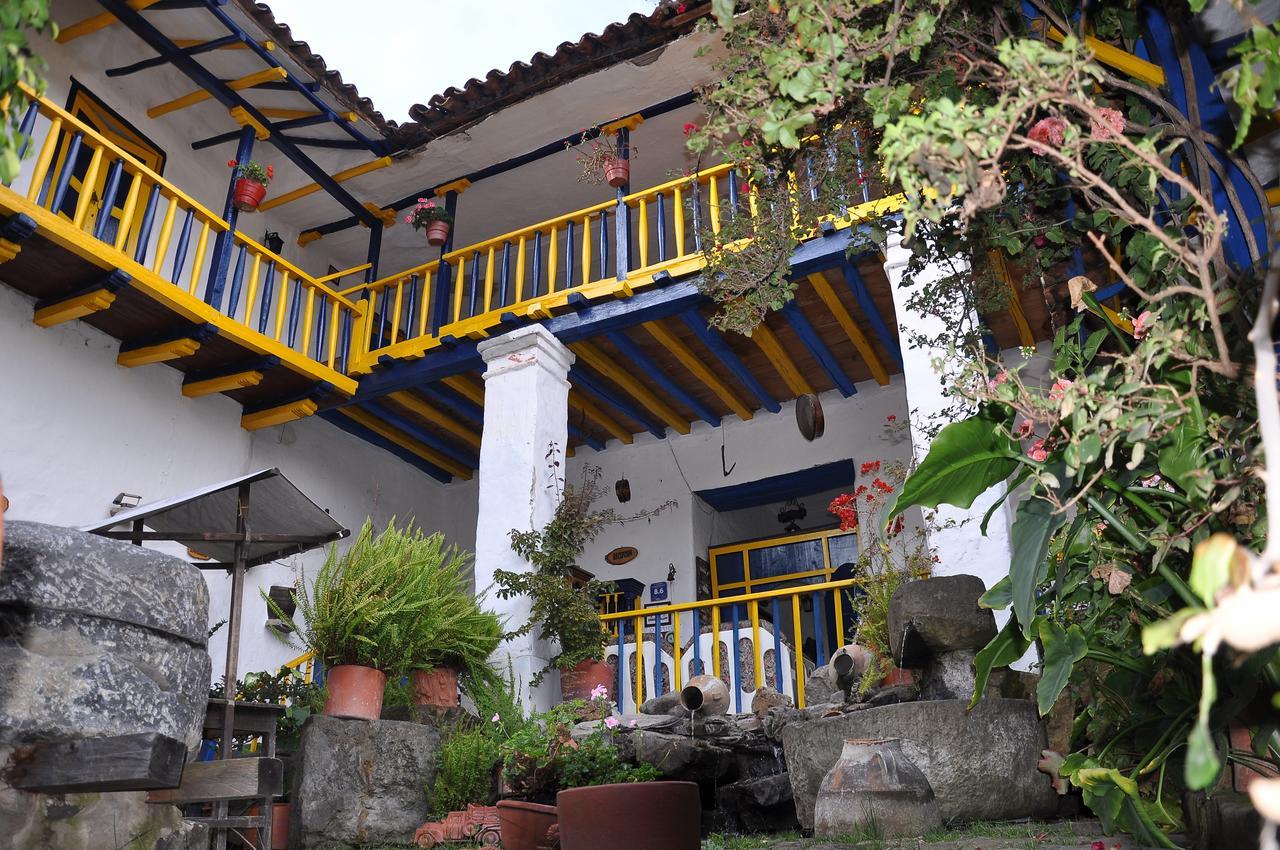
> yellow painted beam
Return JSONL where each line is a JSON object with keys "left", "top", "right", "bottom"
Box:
{"left": 434, "top": 178, "right": 472, "bottom": 197}
{"left": 389, "top": 391, "right": 482, "bottom": 449}
{"left": 256, "top": 107, "right": 359, "bottom": 122}
{"left": 33, "top": 289, "right": 117, "bottom": 328}
{"left": 986, "top": 251, "right": 1035, "bottom": 348}
{"left": 148, "top": 67, "right": 287, "bottom": 119}
{"left": 441, "top": 375, "right": 485, "bottom": 407}
{"left": 257, "top": 157, "right": 394, "bottom": 213}
{"left": 297, "top": 230, "right": 324, "bottom": 247}
{"left": 117, "top": 338, "right": 201, "bottom": 367}
{"left": 570, "top": 341, "right": 691, "bottom": 435}
{"left": 1045, "top": 26, "right": 1164, "bottom": 87}
{"left": 338, "top": 407, "right": 473, "bottom": 479}
{"left": 1267, "top": 186, "right": 1280, "bottom": 207}
{"left": 601, "top": 114, "right": 645, "bottom": 134}
{"left": 568, "top": 389, "right": 634, "bottom": 445}
{"left": 57, "top": 0, "right": 162, "bottom": 43}
{"left": 805, "top": 272, "right": 890, "bottom": 386}
{"left": 0, "top": 238, "right": 24, "bottom": 264}
{"left": 641, "top": 320, "right": 754, "bottom": 420}
{"left": 229, "top": 106, "right": 271, "bottom": 141}
{"left": 242, "top": 398, "right": 319, "bottom": 431}
{"left": 182, "top": 370, "right": 264, "bottom": 398}
{"left": 750, "top": 323, "right": 814, "bottom": 397}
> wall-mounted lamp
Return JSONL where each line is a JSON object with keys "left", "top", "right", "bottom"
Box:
{"left": 615, "top": 477, "right": 631, "bottom": 504}
{"left": 110, "top": 493, "right": 141, "bottom": 516}
{"left": 264, "top": 231, "right": 285, "bottom": 254}
{"left": 667, "top": 563, "right": 677, "bottom": 582}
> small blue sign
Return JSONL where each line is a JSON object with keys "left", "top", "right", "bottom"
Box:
{"left": 649, "top": 581, "right": 669, "bottom": 602}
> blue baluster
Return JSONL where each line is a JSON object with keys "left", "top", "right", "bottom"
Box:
{"left": 730, "top": 603, "right": 742, "bottom": 713}
{"left": 726, "top": 170, "right": 739, "bottom": 221}
{"left": 468, "top": 250, "right": 481, "bottom": 317}
{"left": 286, "top": 280, "right": 303, "bottom": 347}
{"left": 170, "top": 209, "right": 195, "bottom": 283}
{"left": 133, "top": 185, "right": 161, "bottom": 264}
{"left": 772, "top": 598, "right": 784, "bottom": 692}
{"left": 257, "top": 262, "right": 277, "bottom": 334}
{"left": 50, "top": 132, "right": 84, "bottom": 213}
{"left": 12, "top": 102, "right": 38, "bottom": 165}
{"left": 655, "top": 192, "right": 668, "bottom": 261}
{"left": 850, "top": 126, "right": 871, "bottom": 204}
{"left": 563, "top": 220, "right": 575, "bottom": 289}
{"left": 811, "top": 591, "right": 827, "bottom": 667}
{"left": 531, "top": 230, "right": 543, "bottom": 298}
{"left": 338, "top": 308, "right": 353, "bottom": 372}
{"left": 404, "top": 273, "right": 420, "bottom": 339}
{"left": 598, "top": 208, "right": 609, "bottom": 281}
{"left": 315, "top": 297, "right": 329, "bottom": 361}
{"left": 691, "top": 183, "right": 703, "bottom": 252}
{"left": 692, "top": 608, "right": 702, "bottom": 676}
{"left": 653, "top": 607, "right": 664, "bottom": 697}
{"left": 93, "top": 161, "right": 124, "bottom": 241}
{"left": 617, "top": 613, "right": 627, "bottom": 710}
{"left": 225, "top": 244, "right": 248, "bottom": 320}
{"left": 377, "top": 286, "right": 390, "bottom": 349}
{"left": 499, "top": 241, "right": 511, "bottom": 307}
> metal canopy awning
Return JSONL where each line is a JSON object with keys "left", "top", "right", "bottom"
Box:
{"left": 80, "top": 467, "right": 348, "bottom": 568}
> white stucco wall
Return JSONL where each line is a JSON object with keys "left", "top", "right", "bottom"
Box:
{"left": 0, "top": 284, "right": 474, "bottom": 682}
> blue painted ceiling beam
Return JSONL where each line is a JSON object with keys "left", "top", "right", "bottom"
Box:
{"left": 781, "top": 302, "right": 856, "bottom": 397}
{"left": 678, "top": 310, "right": 781, "bottom": 414}
{"left": 96, "top": 0, "right": 381, "bottom": 227}
{"left": 280, "top": 135, "right": 370, "bottom": 151}
{"left": 604, "top": 329, "right": 721, "bottom": 426}
{"left": 837, "top": 259, "right": 904, "bottom": 369}
{"left": 570, "top": 367, "right": 666, "bottom": 440}
{"left": 191, "top": 113, "right": 333, "bottom": 150}
{"left": 364, "top": 401, "right": 478, "bottom": 469}
{"left": 318, "top": 411, "right": 451, "bottom": 483}
{"left": 105, "top": 34, "right": 240, "bottom": 77}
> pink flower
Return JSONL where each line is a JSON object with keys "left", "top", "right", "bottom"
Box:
{"left": 491, "top": 713, "right": 500, "bottom": 723}
{"left": 1091, "top": 842, "right": 1106, "bottom": 850}
{"left": 986, "top": 370, "right": 1009, "bottom": 391}
{"left": 1027, "top": 117, "right": 1068, "bottom": 155}
{"left": 1017, "top": 419, "right": 1036, "bottom": 439}
{"left": 604, "top": 716, "right": 619, "bottom": 729}
{"left": 405, "top": 215, "right": 413, "bottom": 224}
{"left": 1028, "top": 439, "right": 1049, "bottom": 463}
{"left": 590, "top": 683, "right": 609, "bottom": 700}
{"left": 417, "top": 197, "right": 428, "bottom": 203}
{"left": 1090, "top": 107, "right": 1126, "bottom": 140}
{"left": 1049, "top": 378, "right": 1073, "bottom": 402}
{"left": 1133, "top": 310, "right": 1154, "bottom": 340}
{"left": 628, "top": 719, "right": 638, "bottom": 727}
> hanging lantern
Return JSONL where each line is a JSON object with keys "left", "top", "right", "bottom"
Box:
{"left": 615, "top": 477, "right": 631, "bottom": 503}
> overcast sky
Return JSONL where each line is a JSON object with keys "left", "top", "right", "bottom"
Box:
{"left": 265, "top": 0, "right": 659, "bottom": 123}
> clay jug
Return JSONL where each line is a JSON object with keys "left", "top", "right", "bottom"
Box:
{"left": 814, "top": 738, "right": 941, "bottom": 838}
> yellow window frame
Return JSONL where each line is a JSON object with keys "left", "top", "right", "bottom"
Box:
{"left": 51, "top": 82, "right": 166, "bottom": 254}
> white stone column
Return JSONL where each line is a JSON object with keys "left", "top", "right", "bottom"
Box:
{"left": 881, "top": 232, "right": 1016, "bottom": 604}
{"left": 474, "top": 325, "right": 574, "bottom": 712}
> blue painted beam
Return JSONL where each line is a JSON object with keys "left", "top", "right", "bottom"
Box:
{"left": 96, "top": 0, "right": 380, "bottom": 227}
{"left": 781, "top": 302, "right": 856, "bottom": 397}
{"left": 679, "top": 310, "right": 781, "bottom": 414}
{"left": 837, "top": 259, "right": 903, "bottom": 369}
{"left": 604, "top": 329, "right": 722, "bottom": 425}
{"left": 365, "top": 401, "right": 478, "bottom": 469}
{"left": 279, "top": 135, "right": 370, "bottom": 151}
{"left": 318, "top": 411, "right": 451, "bottom": 483}
{"left": 105, "top": 34, "right": 240, "bottom": 76}
{"left": 570, "top": 367, "right": 666, "bottom": 440}
{"left": 191, "top": 113, "right": 334, "bottom": 151}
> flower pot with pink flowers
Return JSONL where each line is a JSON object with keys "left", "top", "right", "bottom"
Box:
{"left": 407, "top": 199, "right": 455, "bottom": 247}
{"left": 228, "top": 159, "right": 273, "bottom": 212}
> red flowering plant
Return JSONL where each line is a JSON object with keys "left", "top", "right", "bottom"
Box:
{"left": 563, "top": 127, "right": 638, "bottom": 186}
{"left": 228, "top": 159, "right": 273, "bottom": 186}
{"left": 405, "top": 198, "right": 454, "bottom": 229}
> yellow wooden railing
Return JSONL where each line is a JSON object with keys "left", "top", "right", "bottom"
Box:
{"left": 0, "top": 87, "right": 363, "bottom": 391}
{"left": 600, "top": 576, "right": 868, "bottom": 712}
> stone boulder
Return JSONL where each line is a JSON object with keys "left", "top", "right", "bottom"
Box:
{"left": 291, "top": 716, "right": 441, "bottom": 849}
{"left": 617, "top": 729, "right": 733, "bottom": 781}
{"left": 716, "top": 773, "right": 798, "bottom": 833}
{"left": 782, "top": 698, "right": 1057, "bottom": 828}
{"left": 921, "top": 650, "right": 978, "bottom": 700}
{"left": 0, "top": 521, "right": 211, "bottom": 752}
{"left": 888, "top": 575, "right": 996, "bottom": 668}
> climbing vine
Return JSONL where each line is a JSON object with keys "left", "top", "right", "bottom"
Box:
{"left": 0, "top": 0, "right": 55, "bottom": 183}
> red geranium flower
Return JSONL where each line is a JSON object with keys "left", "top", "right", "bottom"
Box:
{"left": 1027, "top": 116, "right": 1068, "bottom": 155}
{"left": 227, "top": 159, "right": 237, "bottom": 168}
{"left": 682, "top": 122, "right": 698, "bottom": 136}
{"left": 859, "top": 460, "right": 881, "bottom": 475}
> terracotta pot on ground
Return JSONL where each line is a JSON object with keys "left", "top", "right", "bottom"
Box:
{"left": 411, "top": 666, "right": 459, "bottom": 707}
{"left": 425, "top": 219, "right": 451, "bottom": 247}
{"left": 556, "top": 781, "right": 699, "bottom": 850}
{"left": 814, "top": 738, "right": 941, "bottom": 838}
{"left": 496, "top": 799, "right": 558, "bottom": 850}
{"left": 321, "top": 664, "right": 386, "bottom": 720}
{"left": 233, "top": 178, "right": 267, "bottom": 212}
{"left": 602, "top": 155, "right": 630, "bottom": 188}
{"left": 245, "top": 802, "right": 290, "bottom": 850}
{"left": 559, "top": 659, "right": 613, "bottom": 702}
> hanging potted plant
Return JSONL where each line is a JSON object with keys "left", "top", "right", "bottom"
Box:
{"left": 407, "top": 198, "right": 454, "bottom": 247}
{"left": 228, "top": 159, "right": 274, "bottom": 212}
{"left": 495, "top": 454, "right": 674, "bottom": 702}
{"left": 265, "top": 519, "right": 487, "bottom": 719}
{"left": 565, "top": 129, "right": 638, "bottom": 188}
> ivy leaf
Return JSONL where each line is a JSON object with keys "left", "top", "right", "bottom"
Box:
{"left": 884, "top": 408, "right": 1019, "bottom": 525}
{"left": 1010, "top": 495, "right": 1067, "bottom": 637}
{"left": 970, "top": 615, "right": 1032, "bottom": 708}
{"left": 1036, "top": 620, "right": 1087, "bottom": 715}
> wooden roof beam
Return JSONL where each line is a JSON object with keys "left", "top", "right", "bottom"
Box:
{"left": 389, "top": 391, "right": 481, "bottom": 449}
{"left": 570, "top": 340, "right": 690, "bottom": 434}
{"left": 805, "top": 271, "right": 890, "bottom": 386}
{"left": 148, "top": 67, "right": 287, "bottom": 119}
{"left": 748, "top": 323, "right": 814, "bottom": 398}
{"left": 641, "top": 319, "right": 754, "bottom": 421}
{"left": 337, "top": 407, "right": 472, "bottom": 480}
{"left": 568, "top": 389, "right": 634, "bottom": 445}
{"left": 57, "top": 0, "right": 162, "bottom": 43}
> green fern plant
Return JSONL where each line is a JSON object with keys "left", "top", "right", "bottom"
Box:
{"left": 265, "top": 519, "right": 502, "bottom": 680}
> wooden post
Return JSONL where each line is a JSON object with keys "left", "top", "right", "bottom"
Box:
{"left": 431, "top": 183, "right": 465, "bottom": 334}
{"left": 613, "top": 127, "right": 631, "bottom": 280}
{"left": 214, "top": 482, "right": 251, "bottom": 850}
{"left": 206, "top": 125, "right": 256, "bottom": 309}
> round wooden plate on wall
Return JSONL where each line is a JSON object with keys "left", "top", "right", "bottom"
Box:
{"left": 796, "top": 393, "right": 825, "bottom": 441}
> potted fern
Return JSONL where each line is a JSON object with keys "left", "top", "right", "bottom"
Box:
{"left": 266, "top": 519, "right": 501, "bottom": 718}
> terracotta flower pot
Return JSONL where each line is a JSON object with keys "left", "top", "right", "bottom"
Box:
{"left": 560, "top": 659, "right": 613, "bottom": 703}
{"left": 815, "top": 738, "right": 941, "bottom": 838}
{"left": 425, "top": 219, "right": 451, "bottom": 247}
{"left": 233, "top": 178, "right": 267, "bottom": 212}
{"left": 496, "top": 799, "right": 558, "bottom": 850}
{"left": 411, "top": 666, "right": 459, "bottom": 707}
{"left": 880, "top": 665, "right": 916, "bottom": 687}
{"left": 602, "top": 156, "right": 630, "bottom": 188}
{"left": 245, "top": 802, "right": 290, "bottom": 850}
{"left": 322, "top": 664, "right": 386, "bottom": 720}
{"left": 556, "top": 782, "right": 699, "bottom": 850}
